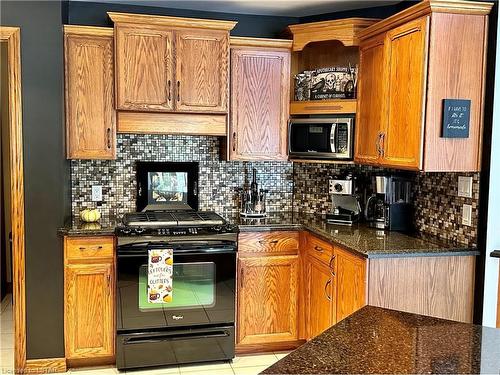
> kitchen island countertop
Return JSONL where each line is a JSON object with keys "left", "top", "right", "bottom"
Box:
{"left": 262, "top": 306, "right": 500, "bottom": 375}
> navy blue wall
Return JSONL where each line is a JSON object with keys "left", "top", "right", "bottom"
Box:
{"left": 1, "top": 0, "right": 69, "bottom": 359}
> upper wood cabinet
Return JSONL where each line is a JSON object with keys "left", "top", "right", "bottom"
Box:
{"left": 176, "top": 29, "right": 228, "bottom": 112}
{"left": 109, "top": 12, "right": 236, "bottom": 116}
{"left": 115, "top": 24, "right": 174, "bottom": 111}
{"left": 64, "top": 26, "right": 116, "bottom": 160}
{"left": 64, "top": 236, "right": 115, "bottom": 362}
{"left": 355, "top": 0, "right": 492, "bottom": 172}
{"left": 228, "top": 37, "right": 291, "bottom": 161}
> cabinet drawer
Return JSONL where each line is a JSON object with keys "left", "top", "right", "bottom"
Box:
{"left": 238, "top": 231, "right": 299, "bottom": 255}
{"left": 306, "top": 235, "right": 333, "bottom": 265}
{"left": 65, "top": 236, "right": 114, "bottom": 261}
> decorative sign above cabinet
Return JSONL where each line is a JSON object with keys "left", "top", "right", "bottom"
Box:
{"left": 442, "top": 99, "right": 471, "bottom": 139}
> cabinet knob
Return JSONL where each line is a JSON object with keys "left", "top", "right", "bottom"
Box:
{"left": 314, "top": 245, "right": 324, "bottom": 253}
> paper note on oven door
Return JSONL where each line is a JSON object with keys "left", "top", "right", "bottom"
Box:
{"left": 148, "top": 249, "right": 173, "bottom": 303}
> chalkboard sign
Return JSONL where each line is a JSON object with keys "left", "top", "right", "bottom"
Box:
{"left": 442, "top": 99, "right": 471, "bottom": 138}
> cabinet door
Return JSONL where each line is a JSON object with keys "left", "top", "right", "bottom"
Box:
{"left": 65, "top": 30, "right": 116, "bottom": 159}
{"left": 115, "top": 24, "right": 174, "bottom": 111}
{"left": 237, "top": 256, "right": 298, "bottom": 345}
{"left": 230, "top": 48, "right": 290, "bottom": 160}
{"left": 335, "top": 248, "right": 366, "bottom": 322}
{"left": 355, "top": 33, "right": 386, "bottom": 165}
{"left": 383, "top": 17, "right": 429, "bottom": 170}
{"left": 65, "top": 263, "right": 114, "bottom": 359}
{"left": 175, "top": 29, "right": 228, "bottom": 113}
{"left": 305, "top": 256, "right": 334, "bottom": 340}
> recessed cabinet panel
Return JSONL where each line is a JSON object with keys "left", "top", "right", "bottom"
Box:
{"left": 115, "top": 25, "right": 174, "bottom": 111}
{"left": 65, "top": 29, "right": 115, "bottom": 159}
{"left": 175, "top": 29, "right": 228, "bottom": 113}
{"left": 355, "top": 34, "right": 386, "bottom": 165}
{"left": 65, "top": 263, "right": 114, "bottom": 359}
{"left": 230, "top": 48, "right": 290, "bottom": 160}
{"left": 383, "top": 17, "right": 428, "bottom": 170}
{"left": 237, "top": 256, "right": 298, "bottom": 345}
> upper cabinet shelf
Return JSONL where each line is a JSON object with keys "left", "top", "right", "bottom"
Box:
{"left": 286, "top": 18, "right": 379, "bottom": 116}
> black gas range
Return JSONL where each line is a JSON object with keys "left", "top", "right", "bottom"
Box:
{"left": 115, "top": 210, "right": 237, "bottom": 371}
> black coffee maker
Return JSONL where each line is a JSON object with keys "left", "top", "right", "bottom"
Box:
{"left": 364, "top": 175, "right": 413, "bottom": 232}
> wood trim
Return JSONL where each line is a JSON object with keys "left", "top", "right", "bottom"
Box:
{"left": 358, "top": 0, "right": 493, "bottom": 40}
{"left": 117, "top": 112, "right": 227, "bottom": 136}
{"left": 230, "top": 36, "right": 292, "bottom": 49}
{"left": 236, "top": 340, "right": 305, "bottom": 354}
{"left": 0, "top": 26, "right": 26, "bottom": 373}
{"left": 25, "top": 358, "right": 67, "bottom": 374}
{"left": 63, "top": 25, "right": 113, "bottom": 36}
{"left": 287, "top": 18, "right": 380, "bottom": 50}
{"left": 107, "top": 12, "right": 237, "bottom": 31}
{"left": 290, "top": 99, "right": 356, "bottom": 115}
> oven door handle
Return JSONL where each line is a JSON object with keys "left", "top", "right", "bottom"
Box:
{"left": 117, "top": 248, "right": 236, "bottom": 258}
{"left": 123, "top": 330, "right": 231, "bottom": 345}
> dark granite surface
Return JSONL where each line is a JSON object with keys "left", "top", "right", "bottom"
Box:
{"left": 262, "top": 306, "right": 500, "bottom": 374}
{"left": 59, "top": 211, "right": 477, "bottom": 258}
{"left": 58, "top": 216, "right": 120, "bottom": 236}
{"left": 233, "top": 212, "right": 478, "bottom": 258}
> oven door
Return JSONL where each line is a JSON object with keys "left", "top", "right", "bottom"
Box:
{"left": 117, "top": 240, "right": 236, "bottom": 332}
{"left": 288, "top": 117, "right": 354, "bottom": 159}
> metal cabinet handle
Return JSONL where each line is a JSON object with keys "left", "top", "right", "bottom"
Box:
{"left": 259, "top": 239, "right": 279, "bottom": 245}
{"left": 232, "top": 132, "right": 237, "bottom": 152}
{"left": 240, "top": 268, "right": 244, "bottom": 288}
{"left": 380, "top": 132, "right": 385, "bottom": 157}
{"left": 329, "top": 254, "right": 336, "bottom": 276}
{"left": 376, "top": 132, "right": 382, "bottom": 156}
{"left": 177, "top": 81, "right": 180, "bottom": 102}
{"left": 324, "top": 279, "right": 332, "bottom": 301}
{"left": 167, "top": 80, "right": 171, "bottom": 101}
{"left": 314, "top": 245, "right": 324, "bottom": 253}
{"left": 106, "top": 128, "right": 112, "bottom": 149}
{"left": 78, "top": 245, "right": 103, "bottom": 251}
{"left": 107, "top": 274, "right": 111, "bottom": 296}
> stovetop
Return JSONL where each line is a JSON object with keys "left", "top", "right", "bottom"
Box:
{"left": 116, "top": 211, "right": 235, "bottom": 237}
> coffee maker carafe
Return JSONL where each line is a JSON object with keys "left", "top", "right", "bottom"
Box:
{"left": 365, "top": 175, "right": 413, "bottom": 232}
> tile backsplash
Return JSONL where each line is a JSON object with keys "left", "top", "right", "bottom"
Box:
{"left": 71, "top": 135, "right": 479, "bottom": 246}
{"left": 71, "top": 134, "right": 293, "bottom": 218}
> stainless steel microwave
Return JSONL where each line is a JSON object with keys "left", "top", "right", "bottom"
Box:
{"left": 288, "top": 116, "right": 354, "bottom": 160}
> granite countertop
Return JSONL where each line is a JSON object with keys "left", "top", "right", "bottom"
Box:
{"left": 262, "top": 306, "right": 500, "bottom": 374}
{"left": 59, "top": 211, "right": 477, "bottom": 258}
{"left": 233, "top": 212, "right": 478, "bottom": 258}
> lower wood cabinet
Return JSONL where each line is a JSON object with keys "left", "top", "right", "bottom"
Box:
{"left": 64, "top": 236, "right": 115, "bottom": 363}
{"left": 237, "top": 255, "right": 299, "bottom": 346}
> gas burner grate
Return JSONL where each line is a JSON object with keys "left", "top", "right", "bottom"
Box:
{"left": 122, "top": 211, "right": 225, "bottom": 227}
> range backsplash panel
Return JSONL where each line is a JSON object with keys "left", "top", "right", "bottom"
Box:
{"left": 71, "top": 134, "right": 293, "bottom": 218}
{"left": 292, "top": 163, "right": 479, "bottom": 246}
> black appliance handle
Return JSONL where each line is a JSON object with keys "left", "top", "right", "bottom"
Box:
{"left": 117, "top": 247, "right": 236, "bottom": 258}
{"left": 123, "top": 330, "right": 230, "bottom": 345}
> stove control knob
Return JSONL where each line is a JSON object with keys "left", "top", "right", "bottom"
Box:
{"left": 135, "top": 227, "right": 145, "bottom": 234}
{"left": 121, "top": 228, "right": 131, "bottom": 234}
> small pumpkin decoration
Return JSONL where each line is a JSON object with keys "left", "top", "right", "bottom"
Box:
{"left": 81, "top": 222, "right": 101, "bottom": 230}
{"left": 80, "top": 208, "right": 101, "bottom": 223}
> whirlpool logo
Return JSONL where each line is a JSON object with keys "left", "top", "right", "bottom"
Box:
{"left": 172, "top": 315, "right": 184, "bottom": 320}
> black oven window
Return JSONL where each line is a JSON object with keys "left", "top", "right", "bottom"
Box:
{"left": 139, "top": 262, "right": 216, "bottom": 311}
{"left": 148, "top": 172, "right": 188, "bottom": 204}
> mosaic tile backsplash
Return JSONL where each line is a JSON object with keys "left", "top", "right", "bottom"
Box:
{"left": 292, "top": 163, "right": 480, "bottom": 246}
{"left": 71, "top": 134, "right": 293, "bottom": 218}
{"left": 71, "top": 134, "right": 479, "bottom": 246}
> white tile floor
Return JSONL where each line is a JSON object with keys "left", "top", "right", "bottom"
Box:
{"left": 0, "top": 294, "right": 288, "bottom": 375}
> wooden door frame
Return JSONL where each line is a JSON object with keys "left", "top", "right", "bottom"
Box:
{"left": 0, "top": 26, "right": 26, "bottom": 372}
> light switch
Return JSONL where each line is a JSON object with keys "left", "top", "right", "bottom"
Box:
{"left": 92, "top": 185, "right": 103, "bottom": 202}
{"left": 462, "top": 204, "right": 472, "bottom": 226}
{"left": 458, "top": 176, "right": 473, "bottom": 198}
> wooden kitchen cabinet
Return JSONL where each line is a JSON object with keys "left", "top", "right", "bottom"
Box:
{"left": 304, "top": 255, "right": 334, "bottom": 340}
{"left": 228, "top": 37, "right": 291, "bottom": 161}
{"left": 176, "top": 29, "right": 228, "bottom": 113}
{"left": 114, "top": 24, "right": 174, "bottom": 111}
{"left": 64, "top": 236, "right": 115, "bottom": 363}
{"left": 237, "top": 256, "right": 299, "bottom": 345}
{"left": 110, "top": 12, "right": 235, "bottom": 115}
{"left": 355, "top": 1, "right": 492, "bottom": 171}
{"left": 64, "top": 26, "right": 116, "bottom": 160}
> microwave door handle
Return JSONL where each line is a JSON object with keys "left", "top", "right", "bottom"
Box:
{"left": 330, "top": 123, "right": 336, "bottom": 153}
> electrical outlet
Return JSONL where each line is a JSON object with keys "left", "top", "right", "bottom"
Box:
{"left": 91, "top": 185, "right": 102, "bottom": 202}
{"left": 462, "top": 204, "right": 472, "bottom": 226}
{"left": 458, "top": 176, "right": 473, "bottom": 198}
